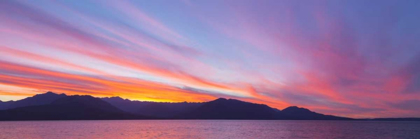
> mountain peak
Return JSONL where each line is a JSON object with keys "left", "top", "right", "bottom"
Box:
{"left": 35, "top": 91, "right": 66, "bottom": 97}
{"left": 0, "top": 91, "right": 67, "bottom": 110}
{"left": 213, "top": 98, "right": 228, "bottom": 101}
{"left": 282, "top": 106, "right": 311, "bottom": 112}
{"left": 107, "top": 96, "right": 125, "bottom": 100}
{"left": 280, "top": 106, "right": 351, "bottom": 120}
{"left": 180, "top": 97, "right": 280, "bottom": 119}
{"left": 45, "top": 91, "right": 55, "bottom": 94}
{"left": 0, "top": 93, "right": 354, "bottom": 120}
{"left": 212, "top": 98, "right": 244, "bottom": 102}
{"left": 51, "top": 95, "right": 123, "bottom": 113}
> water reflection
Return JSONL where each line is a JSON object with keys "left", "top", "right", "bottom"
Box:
{"left": 0, "top": 120, "right": 419, "bottom": 139}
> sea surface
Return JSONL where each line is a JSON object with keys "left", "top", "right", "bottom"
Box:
{"left": 0, "top": 120, "right": 419, "bottom": 139}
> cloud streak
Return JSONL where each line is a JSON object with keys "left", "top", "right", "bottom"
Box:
{"left": 0, "top": 0, "right": 419, "bottom": 118}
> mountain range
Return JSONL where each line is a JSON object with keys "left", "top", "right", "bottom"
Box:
{"left": 0, "top": 92, "right": 418, "bottom": 121}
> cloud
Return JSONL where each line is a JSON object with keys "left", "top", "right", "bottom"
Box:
{"left": 389, "top": 100, "right": 420, "bottom": 111}
{"left": 0, "top": 0, "right": 420, "bottom": 118}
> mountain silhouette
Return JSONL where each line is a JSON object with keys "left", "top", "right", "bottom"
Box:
{"left": 282, "top": 106, "right": 350, "bottom": 120}
{"left": 176, "top": 98, "right": 351, "bottom": 120}
{"left": 0, "top": 100, "right": 9, "bottom": 110}
{"left": 177, "top": 98, "right": 284, "bottom": 119}
{"left": 1, "top": 92, "right": 417, "bottom": 121}
{"left": 0, "top": 91, "right": 66, "bottom": 110}
{"left": 102, "top": 97, "right": 203, "bottom": 118}
{"left": 0, "top": 95, "right": 150, "bottom": 120}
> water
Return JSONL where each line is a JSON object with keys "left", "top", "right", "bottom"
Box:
{"left": 0, "top": 120, "right": 419, "bottom": 139}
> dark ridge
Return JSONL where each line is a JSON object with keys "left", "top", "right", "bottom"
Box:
{"left": 177, "top": 98, "right": 283, "bottom": 119}
{"left": 213, "top": 98, "right": 228, "bottom": 101}
{"left": 0, "top": 91, "right": 67, "bottom": 110}
{"left": 282, "top": 106, "right": 312, "bottom": 114}
{"left": 52, "top": 95, "right": 122, "bottom": 113}
{"left": 0, "top": 95, "right": 151, "bottom": 121}
{"left": 2, "top": 92, "right": 417, "bottom": 121}
{"left": 282, "top": 106, "right": 351, "bottom": 120}
{"left": 102, "top": 97, "right": 203, "bottom": 118}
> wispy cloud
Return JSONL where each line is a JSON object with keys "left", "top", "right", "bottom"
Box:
{"left": 0, "top": 0, "right": 419, "bottom": 118}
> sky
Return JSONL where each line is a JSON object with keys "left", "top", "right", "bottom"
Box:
{"left": 0, "top": 0, "right": 420, "bottom": 118}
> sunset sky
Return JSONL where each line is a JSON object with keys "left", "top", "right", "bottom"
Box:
{"left": 0, "top": 0, "right": 420, "bottom": 118}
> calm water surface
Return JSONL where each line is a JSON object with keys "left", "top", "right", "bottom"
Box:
{"left": 0, "top": 120, "right": 419, "bottom": 139}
